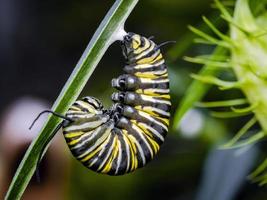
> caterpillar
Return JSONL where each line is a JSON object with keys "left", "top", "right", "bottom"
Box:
{"left": 33, "top": 32, "right": 171, "bottom": 175}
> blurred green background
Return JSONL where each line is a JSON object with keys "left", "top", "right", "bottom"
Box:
{"left": 1, "top": 0, "right": 267, "bottom": 199}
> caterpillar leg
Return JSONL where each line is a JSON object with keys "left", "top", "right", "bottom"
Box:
{"left": 111, "top": 91, "right": 141, "bottom": 105}
{"left": 111, "top": 91, "right": 171, "bottom": 113}
{"left": 111, "top": 74, "right": 139, "bottom": 91}
{"left": 112, "top": 103, "right": 167, "bottom": 144}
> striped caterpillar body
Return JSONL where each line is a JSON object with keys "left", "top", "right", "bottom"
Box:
{"left": 62, "top": 33, "right": 171, "bottom": 175}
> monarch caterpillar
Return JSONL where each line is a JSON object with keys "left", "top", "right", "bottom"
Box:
{"left": 32, "top": 32, "right": 171, "bottom": 175}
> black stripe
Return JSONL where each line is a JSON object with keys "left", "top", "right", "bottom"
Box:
{"left": 124, "top": 63, "right": 166, "bottom": 74}
{"left": 119, "top": 105, "right": 167, "bottom": 143}
{"left": 115, "top": 117, "right": 152, "bottom": 166}
{"left": 71, "top": 120, "right": 112, "bottom": 158}
{"left": 108, "top": 129, "right": 128, "bottom": 175}
{"left": 89, "top": 131, "right": 115, "bottom": 172}
{"left": 135, "top": 48, "right": 160, "bottom": 63}
{"left": 127, "top": 41, "right": 153, "bottom": 63}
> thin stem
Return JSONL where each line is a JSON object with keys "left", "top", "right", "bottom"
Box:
{"left": 220, "top": 131, "right": 264, "bottom": 149}
{"left": 195, "top": 98, "right": 248, "bottom": 108}
{"left": 4, "top": 1, "right": 139, "bottom": 199}
{"left": 222, "top": 117, "right": 257, "bottom": 148}
{"left": 211, "top": 110, "right": 252, "bottom": 118}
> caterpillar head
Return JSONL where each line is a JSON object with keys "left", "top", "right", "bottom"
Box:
{"left": 121, "top": 32, "right": 154, "bottom": 62}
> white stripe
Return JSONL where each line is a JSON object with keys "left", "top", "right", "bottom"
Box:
{"left": 154, "top": 69, "right": 167, "bottom": 75}
{"left": 64, "top": 116, "right": 108, "bottom": 132}
{"left": 75, "top": 100, "right": 91, "bottom": 109}
{"left": 77, "top": 128, "right": 111, "bottom": 159}
{"left": 141, "top": 95, "right": 171, "bottom": 105}
{"left": 87, "top": 98, "right": 100, "bottom": 108}
{"left": 129, "top": 135, "right": 146, "bottom": 165}
{"left": 144, "top": 88, "right": 170, "bottom": 94}
{"left": 67, "top": 110, "right": 85, "bottom": 114}
{"left": 75, "top": 100, "right": 102, "bottom": 114}
{"left": 133, "top": 63, "right": 153, "bottom": 69}
{"left": 88, "top": 135, "right": 111, "bottom": 167}
{"left": 71, "top": 127, "right": 100, "bottom": 150}
{"left": 123, "top": 135, "right": 131, "bottom": 172}
{"left": 66, "top": 113, "right": 95, "bottom": 119}
{"left": 135, "top": 42, "right": 155, "bottom": 60}
{"left": 115, "top": 140, "right": 122, "bottom": 174}
{"left": 133, "top": 60, "right": 164, "bottom": 70}
{"left": 97, "top": 136, "right": 116, "bottom": 171}
{"left": 138, "top": 111, "right": 168, "bottom": 131}
{"left": 136, "top": 47, "right": 159, "bottom": 61}
{"left": 153, "top": 60, "right": 165, "bottom": 66}
{"left": 148, "top": 107, "right": 170, "bottom": 117}
{"left": 139, "top": 122, "right": 165, "bottom": 142}
{"left": 132, "top": 124, "right": 154, "bottom": 157}
{"left": 140, "top": 78, "right": 169, "bottom": 84}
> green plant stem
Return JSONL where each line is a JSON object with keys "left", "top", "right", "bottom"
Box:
{"left": 5, "top": 0, "right": 138, "bottom": 199}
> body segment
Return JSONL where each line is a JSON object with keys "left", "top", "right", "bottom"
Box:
{"left": 63, "top": 33, "right": 171, "bottom": 175}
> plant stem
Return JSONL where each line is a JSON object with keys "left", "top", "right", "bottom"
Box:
{"left": 5, "top": 0, "right": 138, "bottom": 199}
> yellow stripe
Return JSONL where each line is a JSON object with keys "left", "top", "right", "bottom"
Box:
{"left": 137, "top": 123, "right": 154, "bottom": 138}
{"left": 134, "top": 39, "right": 151, "bottom": 54}
{"left": 136, "top": 111, "right": 168, "bottom": 135}
{"left": 64, "top": 131, "right": 84, "bottom": 138}
{"left": 132, "top": 35, "right": 141, "bottom": 49}
{"left": 151, "top": 54, "right": 163, "bottom": 64}
{"left": 135, "top": 71, "right": 155, "bottom": 77}
{"left": 129, "top": 135, "right": 142, "bottom": 168}
{"left": 123, "top": 131, "right": 137, "bottom": 171}
{"left": 135, "top": 106, "right": 159, "bottom": 117}
{"left": 135, "top": 105, "right": 159, "bottom": 117}
{"left": 137, "top": 109, "right": 169, "bottom": 127}
{"left": 145, "top": 134, "right": 159, "bottom": 154}
{"left": 123, "top": 130, "right": 137, "bottom": 154}
{"left": 135, "top": 72, "right": 163, "bottom": 78}
{"left": 81, "top": 134, "right": 111, "bottom": 162}
{"left": 68, "top": 138, "right": 81, "bottom": 146}
{"left": 156, "top": 116, "right": 170, "bottom": 126}
{"left": 130, "top": 121, "right": 156, "bottom": 158}
{"left": 121, "top": 133, "right": 132, "bottom": 171}
{"left": 134, "top": 106, "right": 170, "bottom": 122}
{"left": 81, "top": 147, "right": 101, "bottom": 163}
{"left": 135, "top": 88, "right": 168, "bottom": 96}
{"left": 131, "top": 119, "right": 153, "bottom": 137}
{"left": 69, "top": 105, "right": 82, "bottom": 111}
{"left": 154, "top": 94, "right": 171, "bottom": 99}
{"left": 101, "top": 135, "right": 118, "bottom": 173}
{"left": 137, "top": 53, "right": 162, "bottom": 65}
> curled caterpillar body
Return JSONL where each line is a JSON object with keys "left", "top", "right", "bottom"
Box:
{"left": 63, "top": 33, "right": 171, "bottom": 175}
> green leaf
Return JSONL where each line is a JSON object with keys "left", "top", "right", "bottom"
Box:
{"left": 4, "top": 0, "right": 138, "bottom": 199}
{"left": 166, "top": 13, "right": 223, "bottom": 62}
{"left": 184, "top": 56, "right": 231, "bottom": 68}
{"left": 172, "top": 46, "right": 228, "bottom": 131}
{"left": 195, "top": 98, "right": 248, "bottom": 108}
{"left": 220, "top": 131, "right": 264, "bottom": 149}
{"left": 222, "top": 117, "right": 257, "bottom": 148}
{"left": 190, "top": 73, "right": 239, "bottom": 90}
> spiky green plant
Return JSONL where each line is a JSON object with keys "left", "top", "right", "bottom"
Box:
{"left": 174, "top": 0, "right": 267, "bottom": 185}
